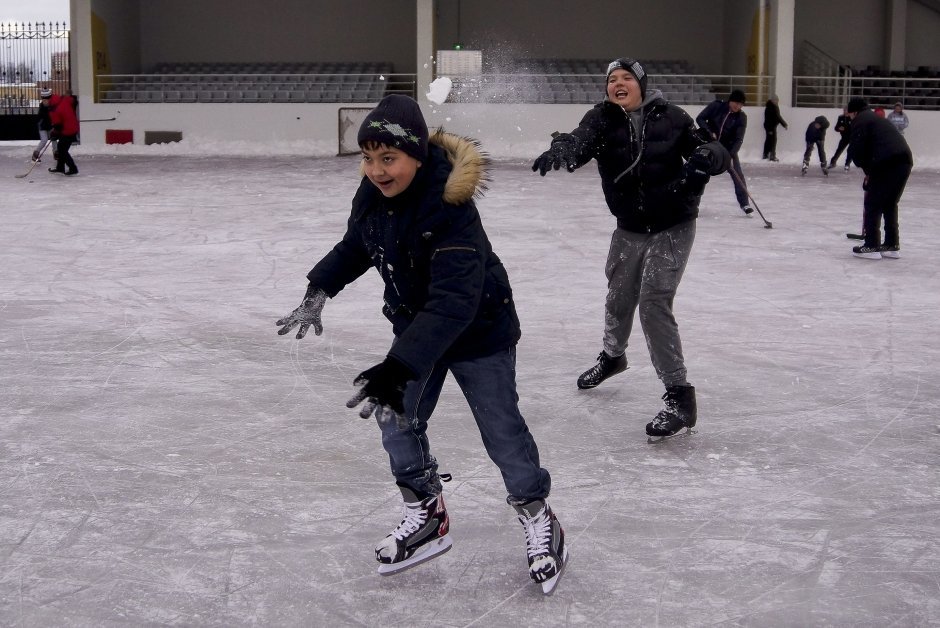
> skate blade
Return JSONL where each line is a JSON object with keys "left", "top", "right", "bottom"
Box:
{"left": 647, "top": 427, "right": 696, "bottom": 444}
{"left": 376, "top": 535, "right": 453, "bottom": 576}
{"left": 539, "top": 546, "right": 570, "bottom": 596}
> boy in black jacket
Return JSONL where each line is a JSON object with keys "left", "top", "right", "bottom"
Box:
{"left": 802, "top": 115, "right": 830, "bottom": 176}
{"left": 532, "top": 58, "right": 729, "bottom": 440}
{"left": 829, "top": 108, "right": 852, "bottom": 171}
{"left": 276, "top": 95, "right": 567, "bottom": 594}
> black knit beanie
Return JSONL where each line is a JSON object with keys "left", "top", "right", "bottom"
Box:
{"left": 357, "top": 94, "right": 429, "bottom": 161}
{"left": 729, "top": 89, "right": 746, "bottom": 104}
{"left": 847, "top": 97, "right": 868, "bottom": 114}
{"left": 606, "top": 58, "right": 647, "bottom": 98}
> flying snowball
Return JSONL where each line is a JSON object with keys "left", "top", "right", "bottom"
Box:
{"left": 426, "top": 77, "right": 453, "bottom": 105}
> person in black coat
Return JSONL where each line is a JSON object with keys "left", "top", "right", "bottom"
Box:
{"left": 829, "top": 108, "right": 853, "bottom": 171}
{"left": 532, "top": 57, "right": 729, "bottom": 439}
{"left": 697, "top": 89, "right": 752, "bottom": 215}
{"left": 802, "top": 115, "right": 830, "bottom": 175}
{"left": 762, "top": 94, "right": 787, "bottom": 161}
{"left": 276, "top": 95, "right": 567, "bottom": 592}
{"left": 845, "top": 97, "right": 913, "bottom": 259}
{"left": 32, "top": 89, "right": 57, "bottom": 162}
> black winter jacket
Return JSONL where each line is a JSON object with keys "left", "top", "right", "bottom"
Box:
{"left": 306, "top": 131, "right": 520, "bottom": 376}
{"left": 555, "top": 92, "right": 716, "bottom": 233}
{"left": 696, "top": 99, "right": 747, "bottom": 156}
{"left": 763, "top": 100, "right": 787, "bottom": 130}
{"left": 848, "top": 108, "right": 913, "bottom": 174}
{"left": 805, "top": 116, "right": 829, "bottom": 143}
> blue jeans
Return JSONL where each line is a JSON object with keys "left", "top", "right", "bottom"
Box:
{"left": 378, "top": 345, "right": 551, "bottom": 504}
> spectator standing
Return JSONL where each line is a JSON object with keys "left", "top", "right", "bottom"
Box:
{"left": 846, "top": 97, "right": 913, "bottom": 260}
{"left": 886, "top": 102, "right": 909, "bottom": 135}
{"left": 697, "top": 89, "right": 753, "bottom": 216}
{"left": 762, "top": 94, "right": 787, "bottom": 161}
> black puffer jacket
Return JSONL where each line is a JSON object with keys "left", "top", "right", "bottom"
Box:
{"left": 849, "top": 108, "right": 913, "bottom": 174}
{"left": 306, "top": 131, "right": 520, "bottom": 376}
{"left": 555, "top": 91, "right": 721, "bottom": 233}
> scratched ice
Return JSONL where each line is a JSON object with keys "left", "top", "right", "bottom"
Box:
{"left": 2, "top": 141, "right": 939, "bottom": 626}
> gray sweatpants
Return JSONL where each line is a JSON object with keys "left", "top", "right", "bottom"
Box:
{"left": 602, "top": 220, "right": 695, "bottom": 387}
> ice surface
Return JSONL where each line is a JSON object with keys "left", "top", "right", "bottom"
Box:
{"left": 2, "top": 144, "right": 939, "bottom": 626}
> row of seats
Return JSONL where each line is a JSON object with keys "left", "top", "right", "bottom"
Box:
{"left": 102, "top": 85, "right": 386, "bottom": 104}
{"left": 151, "top": 61, "right": 393, "bottom": 75}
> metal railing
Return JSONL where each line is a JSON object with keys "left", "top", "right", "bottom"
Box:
{"left": 794, "top": 75, "right": 940, "bottom": 110}
{"left": 445, "top": 73, "right": 771, "bottom": 105}
{"left": 96, "top": 73, "right": 417, "bottom": 104}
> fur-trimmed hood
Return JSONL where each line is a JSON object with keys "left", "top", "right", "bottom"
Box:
{"left": 358, "top": 129, "right": 490, "bottom": 205}
{"left": 430, "top": 129, "right": 490, "bottom": 204}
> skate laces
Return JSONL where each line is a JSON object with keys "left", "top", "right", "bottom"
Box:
{"left": 518, "top": 506, "right": 552, "bottom": 558}
{"left": 392, "top": 499, "right": 431, "bottom": 541}
{"left": 652, "top": 391, "right": 680, "bottom": 428}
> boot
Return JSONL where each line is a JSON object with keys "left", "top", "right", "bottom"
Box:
{"left": 375, "top": 484, "right": 452, "bottom": 575}
{"left": 513, "top": 499, "right": 568, "bottom": 595}
{"left": 577, "top": 351, "right": 627, "bottom": 389}
{"left": 646, "top": 384, "right": 697, "bottom": 439}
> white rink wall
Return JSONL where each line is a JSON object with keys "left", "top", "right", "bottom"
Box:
{"left": 75, "top": 102, "right": 940, "bottom": 168}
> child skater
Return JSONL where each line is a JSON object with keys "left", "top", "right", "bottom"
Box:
{"left": 276, "top": 95, "right": 568, "bottom": 594}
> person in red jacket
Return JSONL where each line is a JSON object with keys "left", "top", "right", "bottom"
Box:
{"left": 48, "top": 91, "right": 79, "bottom": 175}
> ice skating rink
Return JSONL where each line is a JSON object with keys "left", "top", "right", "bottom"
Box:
{"left": 2, "top": 147, "right": 939, "bottom": 627}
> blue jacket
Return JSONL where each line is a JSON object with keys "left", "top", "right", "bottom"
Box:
{"left": 306, "top": 131, "right": 520, "bottom": 376}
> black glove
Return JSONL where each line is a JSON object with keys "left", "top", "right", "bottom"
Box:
{"left": 345, "top": 356, "right": 416, "bottom": 426}
{"left": 671, "top": 149, "right": 713, "bottom": 197}
{"left": 531, "top": 135, "right": 578, "bottom": 176}
{"left": 276, "top": 285, "right": 328, "bottom": 339}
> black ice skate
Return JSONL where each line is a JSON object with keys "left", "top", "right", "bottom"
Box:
{"left": 646, "top": 384, "right": 697, "bottom": 442}
{"left": 577, "top": 351, "right": 627, "bottom": 389}
{"left": 880, "top": 244, "right": 901, "bottom": 259}
{"left": 741, "top": 205, "right": 754, "bottom": 216}
{"left": 821, "top": 164, "right": 829, "bottom": 176}
{"left": 801, "top": 161, "right": 809, "bottom": 175}
{"left": 852, "top": 245, "right": 882, "bottom": 260}
{"left": 513, "top": 499, "right": 569, "bottom": 595}
{"left": 375, "top": 485, "right": 452, "bottom": 575}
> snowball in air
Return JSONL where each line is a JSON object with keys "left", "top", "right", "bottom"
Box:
{"left": 426, "top": 77, "right": 453, "bottom": 105}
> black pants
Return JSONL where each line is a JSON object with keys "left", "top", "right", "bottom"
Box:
{"left": 762, "top": 127, "right": 778, "bottom": 159}
{"left": 863, "top": 162, "right": 911, "bottom": 248}
{"left": 803, "top": 140, "right": 826, "bottom": 165}
{"left": 56, "top": 135, "right": 78, "bottom": 173}
{"left": 830, "top": 135, "right": 851, "bottom": 166}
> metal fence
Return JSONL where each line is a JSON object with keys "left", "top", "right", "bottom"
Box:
{"left": 0, "top": 22, "right": 70, "bottom": 115}
{"left": 793, "top": 75, "right": 940, "bottom": 110}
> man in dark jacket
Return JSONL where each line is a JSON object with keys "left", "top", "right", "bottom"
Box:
{"left": 697, "top": 89, "right": 751, "bottom": 215}
{"left": 802, "top": 115, "right": 830, "bottom": 176}
{"left": 846, "top": 97, "right": 913, "bottom": 259}
{"left": 532, "top": 57, "right": 729, "bottom": 440}
{"left": 829, "top": 108, "right": 852, "bottom": 171}
{"left": 762, "top": 94, "right": 787, "bottom": 161}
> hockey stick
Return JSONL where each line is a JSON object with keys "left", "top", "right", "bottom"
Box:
{"left": 728, "top": 166, "right": 773, "bottom": 229}
{"left": 79, "top": 117, "right": 117, "bottom": 122}
{"left": 846, "top": 233, "right": 864, "bottom": 240}
{"left": 14, "top": 139, "right": 53, "bottom": 179}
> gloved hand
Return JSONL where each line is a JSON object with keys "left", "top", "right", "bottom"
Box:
{"left": 531, "top": 135, "right": 578, "bottom": 176}
{"left": 671, "top": 149, "right": 713, "bottom": 197}
{"left": 862, "top": 176, "right": 869, "bottom": 191}
{"left": 276, "top": 285, "right": 328, "bottom": 339}
{"left": 346, "top": 356, "right": 416, "bottom": 427}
